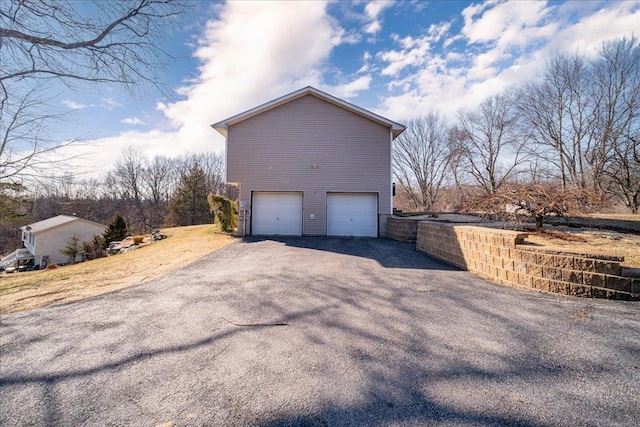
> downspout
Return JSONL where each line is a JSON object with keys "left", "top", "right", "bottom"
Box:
{"left": 390, "top": 129, "right": 394, "bottom": 215}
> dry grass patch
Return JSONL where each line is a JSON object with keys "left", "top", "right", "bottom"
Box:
{"left": 0, "top": 225, "right": 236, "bottom": 315}
{"left": 526, "top": 228, "right": 640, "bottom": 268}
{"left": 587, "top": 213, "right": 640, "bottom": 221}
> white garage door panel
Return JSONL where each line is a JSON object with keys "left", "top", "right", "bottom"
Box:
{"left": 253, "top": 192, "right": 302, "bottom": 236}
{"left": 327, "top": 193, "right": 378, "bottom": 237}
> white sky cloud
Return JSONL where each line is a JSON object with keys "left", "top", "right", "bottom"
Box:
{"left": 545, "top": 2, "right": 640, "bottom": 55}
{"left": 67, "top": 1, "right": 344, "bottom": 176}
{"left": 158, "top": 1, "right": 343, "bottom": 152}
{"left": 121, "top": 117, "right": 146, "bottom": 126}
{"left": 379, "top": 39, "right": 431, "bottom": 76}
{"left": 327, "top": 75, "right": 372, "bottom": 99}
{"left": 357, "top": 63, "right": 370, "bottom": 74}
{"left": 62, "top": 100, "right": 89, "bottom": 110}
{"left": 365, "top": 20, "right": 381, "bottom": 35}
{"left": 364, "top": 1, "right": 393, "bottom": 35}
{"left": 377, "top": 1, "right": 640, "bottom": 121}
{"left": 378, "top": 22, "right": 452, "bottom": 77}
{"left": 462, "top": 0, "right": 551, "bottom": 46}
{"left": 50, "top": 0, "right": 639, "bottom": 178}
{"left": 357, "top": 51, "right": 373, "bottom": 74}
{"left": 101, "top": 97, "right": 124, "bottom": 111}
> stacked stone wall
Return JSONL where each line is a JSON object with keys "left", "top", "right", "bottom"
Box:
{"left": 386, "top": 217, "right": 420, "bottom": 242}
{"left": 416, "top": 221, "right": 639, "bottom": 300}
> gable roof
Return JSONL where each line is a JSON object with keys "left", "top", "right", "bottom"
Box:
{"left": 211, "top": 86, "right": 406, "bottom": 139}
{"left": 21, "top": 215, "right": 105, "bottom": 234}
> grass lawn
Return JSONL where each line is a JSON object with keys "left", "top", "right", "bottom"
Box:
{"left": 0, "top": 225, "right": 236, "bottom": 315}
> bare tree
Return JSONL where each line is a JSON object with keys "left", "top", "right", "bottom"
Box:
{"left": 593, "top": 37, "right": 640, "bottom": 212}
{"left": 0, "top": 182, "right": 30, "bottom": 253}
{"left": 0, "top": 84, "right": 77, "bottom": 180}
{"left": 200, "top": 152, "right": 226, "bottom": 195}
{"left": 450, "top": 92, "right": 525, "bottom": 195}
{"left": 98, "top": 149, "right": 226, "bottom": 230}
{"left": 142, "top": 155, "right": 176, "bottom": 227}
{"left": 442, "top": 135, "right": 472, "bottom": 210}
{"left": 393, "top": 113, "right": 450, "bottom": 211}
{"left": 518, "top": 54, "right": 598, "bottom": 190}
{"left": 468, "top": 182, "right": 603, "bottom": 231}
{"left": 0, "top": 0, "right": 186, "bottom": 181}
{"left": 605, "top": 130, "right": 640, "bottom": 213}
{"left": 517, "top": 38, "right": 640, "bottom": 208}
{"left": 0, "top": 0, "right": 185, "bottom": 88}
{"left": 114, "top": 147, "right": 148, "bottom": 232}
{"left": 168, "top": 162, "right": 211, "bottom": 226}
{"left": 181, "top": 152, "right": 226, "bottom": 195}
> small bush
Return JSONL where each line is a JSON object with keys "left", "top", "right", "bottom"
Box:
{"left": 207, "top": 193, "right": 237, "bottom": 232}
{"left": 60, "top": 234, "right": 81, "bottom": 264}
{"left": 46, "top": 263, "right": 58, "bottom": 270}
{"left": 132, "top": 235, "right": 145, "bottom": 244}
{"left": 82, "top": 235, "right": 105, "bottom": 260}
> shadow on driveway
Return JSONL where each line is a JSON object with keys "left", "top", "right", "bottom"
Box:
{"left": 1, "top": 237, "right": 638, "bottom": 426}
{"left": 241, "top": 235, "right": 459, "bottom": 270}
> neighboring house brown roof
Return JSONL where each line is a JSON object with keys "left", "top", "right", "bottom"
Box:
{"left": 21, "top": 215, "right": 105, "bottom": 234}
{"left": 211, "top": 86, "right": 406, "bottom": 139}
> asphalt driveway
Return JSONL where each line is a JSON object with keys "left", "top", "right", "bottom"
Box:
{"left": 1, "top": 237, "right": 639, "bottom": 426}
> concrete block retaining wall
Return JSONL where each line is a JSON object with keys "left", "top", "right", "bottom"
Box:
{"left": 386, "top": 217, "right": 421, "bottom": 241}
{"left": 416, "top": 221, "right": 639, "bottom": 300}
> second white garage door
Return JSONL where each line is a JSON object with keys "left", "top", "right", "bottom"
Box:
{"left": 327, "top": 192, "right": 378, "bottom": 237}
{"left": 252, "top": 192, "right": 303, "bottom": 236}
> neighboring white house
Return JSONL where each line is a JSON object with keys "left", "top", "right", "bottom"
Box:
{"left": 212, "top": 86, "right": 405, "bottom": 237}
{"left": 17, "top": 215, "right": 106, "bottom": 266}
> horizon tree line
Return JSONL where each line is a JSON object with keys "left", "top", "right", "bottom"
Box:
{"left": 0, "top": 150, "right": 233, "bottom": 253}
{"left": 393, "top": 36, "right": 639, "bottom": 216}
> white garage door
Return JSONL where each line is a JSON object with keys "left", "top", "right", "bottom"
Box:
{"left": 327, "top": 193, "right": 378, "bottom": 237}
{"left": 252, "top": 192, "right": 303, "bottom": 236}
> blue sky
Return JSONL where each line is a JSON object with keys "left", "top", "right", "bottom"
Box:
{"left": 54, "top": 0, "right": 640, "bottom": 176}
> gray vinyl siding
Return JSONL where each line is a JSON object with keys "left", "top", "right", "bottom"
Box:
{"left": 227, "top": 94, "right": 392, "bottom": 236}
